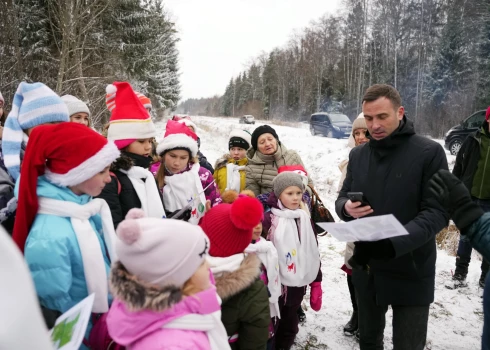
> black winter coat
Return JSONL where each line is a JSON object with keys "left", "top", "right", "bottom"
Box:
{"left": 198, "top": 150, "right": 214, "bottom": 173}
{"left": 97, "top": 152, "right": 158, "bottom": 229}
{"left": 335, "top": 117, "right": 449, "bottom": 305}
{"left": 453, "top": 121, "right": 489, "bottom": 191}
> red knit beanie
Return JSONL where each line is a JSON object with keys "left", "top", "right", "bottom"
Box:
{"left": 486, "top": 106, "right": 490, "bottom": 121}
{"left": 199, "top": 196, "right": 263, "bottom": 257}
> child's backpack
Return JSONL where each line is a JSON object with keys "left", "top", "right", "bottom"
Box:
{"left": 308, "top": 185, "right": 335, "bottom": 236}
{"left": 109, "top": 172, "right": 121, "bottom": 195}
{"left": 84, "top": 313, "right": 125, "bottom": 350}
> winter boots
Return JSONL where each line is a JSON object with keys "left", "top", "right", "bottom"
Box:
{"left": 297, "top": 306, "right": 306, "bottom": 323}
{"left": 343, "top": 310, "right": 358, "bottom": 336}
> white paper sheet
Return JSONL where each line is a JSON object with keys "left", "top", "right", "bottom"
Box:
{"left": 316, "top": 214, "right": 409, "bottom": 242}
{"left": 49, "top": 294, "right": 94, "bottom": 350}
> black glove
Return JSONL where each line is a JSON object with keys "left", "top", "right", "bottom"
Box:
{"left": 166, "top": 209, "right": 192, "bottom": 222}
{"left": 428, "top": 169, "right": 483, "bottom": 231}
{"left": 349, "top": 239, "right": 395, "bottom": 270}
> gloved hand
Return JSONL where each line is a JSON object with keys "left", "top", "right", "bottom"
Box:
{"left": 309, "top": 282, "right": 322, "bottom": 312}
{"left": 166, "top": 208, "right": 192, "bottom": 222}
{"left": 349, "top": 239, "right": 395, "bottom": 270}
{"left": 429, "top": 169, "right": 483, "bottom": 231}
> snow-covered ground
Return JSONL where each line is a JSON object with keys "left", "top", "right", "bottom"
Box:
{"left": 156, "top": 116, "right": 483, "bottom": 349}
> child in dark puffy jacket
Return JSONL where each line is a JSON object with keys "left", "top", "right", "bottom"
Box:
{"left": 263, "top": 171, "right": 323, "bottom": 350}
{"left": 97, "top": 82, "right": 165, "bottom": 229}
{"left": 156, "top": 119, "right": 221, "bottom": 224}
{"left": 199, "top": 195, "right": 270, "bottom": 350}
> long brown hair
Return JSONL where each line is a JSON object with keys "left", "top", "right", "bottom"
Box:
{"left": 156, "top": 152, "right": 199, "bottom": 189}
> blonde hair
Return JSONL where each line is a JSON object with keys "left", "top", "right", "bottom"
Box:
{"left": 156, "top": 152, "right": 199, "bottom": 189}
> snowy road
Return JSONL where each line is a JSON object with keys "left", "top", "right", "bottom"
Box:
{"left": 156, "top": 116, "right": 482, "bottom": 349}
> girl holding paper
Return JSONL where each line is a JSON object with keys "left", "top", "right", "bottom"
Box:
{"left": 156, "top": 120, "right": 221, "bottom": 224}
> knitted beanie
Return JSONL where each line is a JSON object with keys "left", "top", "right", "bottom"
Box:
{"left": 61, "top": 95, "right": 91, "bottom": 117}
{"left": 251, "top": 125, "right": 279, "bottom": 150}
{"left": 157, "top": 119, "right": 199, "bottom": 157}
{"left": 106, "top": 89, "right": 152, "bottom": 112}
{"left": 486, "top": 106, "right": 490, "bottom": 121}
{"left": 116, "top": 209, "right": 209, "bottom": 288}
{"left": 229, "top": 129, "right": 252, "bottom": 150}
{"left": 352, "top": 114, "right": 367, "bottom": 132}
{"left": 278, "top": 165, "right": 308, "bottom": 187}
{"left": 272, "top": 171, "right": 305, "bottom": 198}
{"left": 13, "top": 123, "right": 120, "bottom": 253}
{"left": 3, "top": 82, "right": 70, "bottom": 180}
{"left": 106, "top": 82, "right": 157, "bottom": 149}
{"left": 199, "top": 196, "right": 263, "bottom": 257}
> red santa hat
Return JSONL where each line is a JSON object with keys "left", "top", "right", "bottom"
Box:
{"left": 156, "top": 119, "right": 199, "bottom": 157}
{"left": 486, "top": 106, "right": 490, "bottom": 121}
{"left": 106, "top": 88, "right": 152, "bottom": 112}
{"left": 106, "top": 82, "right": 157, "bottom": 149}
{"left": 12, "top": 123, "right": 120, "bottom": 253}
{"left": 278, "top": 165, "right": 309, "bottom": 187}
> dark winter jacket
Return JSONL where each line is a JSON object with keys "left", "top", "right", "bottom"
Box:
{"left": 335, "top": 116, "right": 449, "bottom": 306}
{"left": 453, "top": 122, "right": 490, "bottom": 198}
{"left": 198, "top": 150, "right": 214, "bottom": 173}
{"left": 97, "top": 152, "right": 158, "bottom": 229}
{"left": 213, "top": 254, "right": 270, "bottom": 350}
{"left": 464, "top": 212, "right": 490, "bottom": 264}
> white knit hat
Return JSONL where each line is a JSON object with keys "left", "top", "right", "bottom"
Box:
{"left": 229, "top": 129, "right": 252, "bottom": 150}
{"left": 61, "top": 95, "right": 91, "bottom": 117}
{"left": 115, "top": 209, "right": 210, "bottom": 288}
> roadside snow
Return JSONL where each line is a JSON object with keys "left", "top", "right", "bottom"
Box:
{"left": 156, "top": 116, "right": 482, "bottom": 349}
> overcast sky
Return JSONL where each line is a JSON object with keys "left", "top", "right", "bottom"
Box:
{"left": 164, "top": 0, "right": 342, "bottom": 100}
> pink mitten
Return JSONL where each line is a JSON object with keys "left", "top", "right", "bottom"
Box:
{"left": 310, "top": 282, "right": 322, "bottom": 311}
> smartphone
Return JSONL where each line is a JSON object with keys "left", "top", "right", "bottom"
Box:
{"left": 347, "top": 192, "right": 371, "bottom": 207}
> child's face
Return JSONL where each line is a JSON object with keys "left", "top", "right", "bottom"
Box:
{"left": 126, "top": 138, "right": 153, "bottom": 157}
{"left": 69, "top": 166, "right": 112, "bottom": 197}
{"left": 70, "top": 113, "right": 90, "bottom": 127}
{"left": 189, "top": 260, "right": 211, "bottom": 292}
{"left": 230, "top": 147, "right": 246, "bottom": 161}
{"left": 252, "top": 222, "right": 262, "bottom": 241}
{"left": 279, "top": 186, "right": 303, "bottom": 210}
{"left": 164, "top": 149, "right": 190, "bottom": 173}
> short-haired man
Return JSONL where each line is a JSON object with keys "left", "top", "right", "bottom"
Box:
{"left": 335, "top": 84, "right": 449, "bottom": 349}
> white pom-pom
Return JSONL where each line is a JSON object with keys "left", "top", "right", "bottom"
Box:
{"left": 106, "top": 84, "right": 117, "bottom": 94}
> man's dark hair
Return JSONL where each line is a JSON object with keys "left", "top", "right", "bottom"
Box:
{"left": 362, "top": 84, "right": 402, "bottom": 110}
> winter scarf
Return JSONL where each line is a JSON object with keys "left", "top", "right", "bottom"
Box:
{"left": 207, "top": 253, "right": 245, "bottom": 276}
{"left": 270, "top": 202, "right": 320, "bottom": 287}
{"left": 225, "top": 163, "right": 246, "bottom": 192}
{"left": 245, "top": 240, "right": 281, "bottom": 317}
{"left": 120, "top": 166, "right": 165, "bottom": 219}
{"left": 163, "top": 163, "right": 207, "bottom": 224}
{"left": 37, "top": 197, "right": 117, "bottom": 313}
{"left": 163, "top": 294, "right": 231, "bottom": 350}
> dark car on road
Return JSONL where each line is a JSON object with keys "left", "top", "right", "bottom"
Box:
{"left": 444, "top": 110, "right": 486, "bottom": 155}
{"left": 309, "top": 112, "right": 352, "bottom": 138}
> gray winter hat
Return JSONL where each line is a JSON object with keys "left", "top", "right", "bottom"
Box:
{"left": 273, "top": 172, "right": 305, "bottom": 198}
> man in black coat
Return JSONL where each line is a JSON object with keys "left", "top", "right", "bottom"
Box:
{"left": 335, "top": 84, "right": 449, "bottom": 350}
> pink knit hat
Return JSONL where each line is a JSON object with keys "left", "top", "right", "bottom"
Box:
{"left": 115, "top": 209, "right": 210, "bottom": 288}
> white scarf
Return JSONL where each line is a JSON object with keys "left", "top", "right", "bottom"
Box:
{"left": 245, "top": 240, "right": 281, "bottom": 318}
{"left": 225, "top": 163, "right": 245, "bottom": 192}
{"left": 37, "top": 197, "right": 117, "bottom": 313}
{"left": 207, "top": 254, "right": 245, "bottom": 276}
{"left": 120, "top": 166, "right": 165, "bottom": 219}
{"left": 270, "top": 203, "right": 320, "bottom": 287}
{"left": 163, "top": 297, "right": 231, "bottom": 350}
{"left": 163, "top": 163, "right": 207, "bottom": 225}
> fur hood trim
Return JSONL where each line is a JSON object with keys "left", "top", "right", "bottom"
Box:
{"left": 214, "top": 153, "right": 232, "bottom": 170}
{"left": 110, "top": 261, "right": 183, "bottom": 312}
{"left": 214, "top": 254, "right": 262, "bottom": 300}
{"left": 110, "top": 152, "right": 134, "bottom": 172}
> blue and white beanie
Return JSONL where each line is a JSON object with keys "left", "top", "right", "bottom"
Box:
{"left": 3, "top": 82, "right": 69, "bottom": 180}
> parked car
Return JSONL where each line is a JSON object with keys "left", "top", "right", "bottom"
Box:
{"left": 309, "top": 112, "right": 352, "bottom": 138}
{"left": 444, "top": 109, "right": 486, "bottom": 155}
{"left": 239, "top": 115, "right": 255, "bottom": 124}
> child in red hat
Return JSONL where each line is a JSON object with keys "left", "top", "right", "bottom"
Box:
{"left": 199, "top": 195, "right": 270, "bottom": 349}
{"left": 262, "top": 170, "right": 323, "bottom": 350}
{"left": 98, "top": 82, "right": 165, "bottom": 229}
{"left": 12, "top": 123, "right": 120, "bottom": 346}
{"left": 156, "top": 119, "right": 221, "bottom": 224}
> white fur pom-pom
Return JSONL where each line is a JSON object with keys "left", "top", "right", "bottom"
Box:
{"left": 106, "top": 84, "right": 117, "bottom": 94}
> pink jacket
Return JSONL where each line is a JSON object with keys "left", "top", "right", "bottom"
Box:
{"left": 107, "top": 267, "right": 222, "bottom": 350}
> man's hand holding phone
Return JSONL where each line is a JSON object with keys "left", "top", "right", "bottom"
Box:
{"left": 345, "top": 192, "right": 374, "bottom": 219}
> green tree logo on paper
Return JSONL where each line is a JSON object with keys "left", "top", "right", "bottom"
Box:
{"left": 51, "top": 312, "right": 81, "bottom": 348}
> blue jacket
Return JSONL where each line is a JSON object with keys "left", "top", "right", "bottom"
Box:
{"left": 465, "top": 213, "right": 490, "bottom": 263}
{"left": 20, "top": 176, "right": 112, "bottom": 314}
